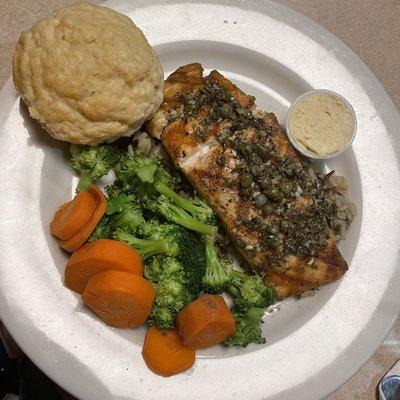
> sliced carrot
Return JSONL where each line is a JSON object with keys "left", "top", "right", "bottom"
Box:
{"left": 82, "top": 270, "right": 155, "bottom": 328}
{"left": 50, "top": 191, "right": 96, "bottom": 240}
{"left": 176, "top": 294, "right": 236, "bottom": 349}
{"left": 65, "top": 239, "right": 144, "bottom": 294}
{"left": 142, "top": 325, "right": 195, "bottom": 377}
{"left": 58, "top": 185, "right": 106, "bottom": 252}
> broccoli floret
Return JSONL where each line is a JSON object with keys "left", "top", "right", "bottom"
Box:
{"left": 106, "top": 193, "right": 133, "bottom": 215}
{"left": 89, "top": 192, "right": 144, "bottom": 240}
{"left": 149, "top": 306, "right": 175, "bottom": 330}
{"left": 201, "top": 239, "right": 276, "bottom": 312}
{"left": 70, "top": 144, "right": 122, "bottom": 192}
{"left": 144, "top": 196, "right": 217, "bottom": 236}
{"left": 105, "top": 180, "right": 127, "bottom": 198}
{"left": 140, "top": 223, "right": 206, "bottom": 296}
{"left": 115, "top": 153, "right": 218, "bottom": 234}
{"left": 201, "top": 243, "right": 273, "bottom": 347}
{"left": 144, "top": 254, "right": 184, "bottom": 283}
{"left": 202, "top": 240, "right": 275, "bottom": 309}
{"left": 155, "top": 181, "right": 216, "bottom": 224}
{"left": 143, "top": 255, "right": 166, "bottom": 282}
{"left": 115, "top": 152, "right": 175, "bottom": 198}
{"left": 202, "top": 238, "right": 231, "bottom": 293}
{"left": 137, "top": 218, "right": 162, "bottom": 238}
{"left": 149, "top": 278, "right": 192, "bottom": 329}
{"left": 227, "top": 270, "right": 276, "bottom": 312}
{"left": 224, "top": 308, "right": 266, "bottom": 347}
{"left": 117, "top": 223, "right": 206, "bottom": 296}
{"left": 145, "top": 257, "right": 193, "bottom": 330}
{"left": 106, "top": 193, "right": 144, "bottom": 234}
{"left": 190, "top": 195, "right": 217, "bottom": 224}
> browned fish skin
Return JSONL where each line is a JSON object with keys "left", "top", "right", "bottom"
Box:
{"left": 146, "top": 63, "right": 348, "bottom": 299}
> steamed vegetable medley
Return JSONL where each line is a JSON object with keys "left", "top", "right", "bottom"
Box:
{"left": 50, "top": 141, "right": 276, "bottom": 377}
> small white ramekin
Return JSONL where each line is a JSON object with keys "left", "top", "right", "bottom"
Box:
{"left": 285, "top": 89, "right": 357, "bottom": 160}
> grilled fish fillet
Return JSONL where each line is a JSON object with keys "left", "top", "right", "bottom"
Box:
{"left": 147, "top": 63, "right": 348, "bottom": 298}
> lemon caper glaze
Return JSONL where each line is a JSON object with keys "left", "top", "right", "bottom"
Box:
{"left": 171, "top": 82, "right": 345, "bottom": 266}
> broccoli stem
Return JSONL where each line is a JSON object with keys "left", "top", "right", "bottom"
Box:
{"left": 226, "top": 269, "right": 242, "bottom": 297}
{"left": 157, "top": 201, "right": 217, "bottom": 236}
{"left": 227, "top": 284, "right": 240, "bottom": 298}
{"left": 205, "top": 238, "right": 218, "bottom": 264}
{"left": 114, "top": 230, "right": 172, "bottom": 259}
{"left": 203, "top": 238, "right": 231, "bottom": 293}
{"left": 155, "top": 181, "right": 200, "bottom": 215}
{"left": 174, "top": 212, "right": 217, "bottom": 236}
{"left": 76, "top": 171, "right": 93, "bottom": 192}
{"left": 229, "top": 269, "right": 245, "bottom": 280}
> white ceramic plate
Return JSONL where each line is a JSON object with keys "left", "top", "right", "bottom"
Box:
{"left": 0, "top": 1, "right": 399, "bottom": 399}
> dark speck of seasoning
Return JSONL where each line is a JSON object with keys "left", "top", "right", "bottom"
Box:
{"left": 223, "top": 20, "right": 228, "bottom": 23}
{"left": 195, "top": 129, "right": 206, "bottom": 142}
{"left": 234, "top": 21, "right": 237, "bottom": 24}
{"left": 216, "top": 155, "right": 226, "bottom": 167}
{"left": 182, "top": 150, "right": 187, "bottom": 158}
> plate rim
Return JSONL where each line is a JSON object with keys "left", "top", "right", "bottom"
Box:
{"left": 0, "top": 1, "right": 399, "bottom": 399}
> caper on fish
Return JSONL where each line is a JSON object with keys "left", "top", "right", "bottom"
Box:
{"left": 280, "top": 219, "right": 290, "bottom": 231}
{"left": 266, "top": 187, "right": 282, "bottom": 202}
{"left": 240, "top": 171, "right": 253, "bottom": 188}
{"left": 241, "top": 187, "right": 252, "bottom": 197}
{"left": 275, "top": 206, "right": 284, "bottom": 215}
{"left": 265, "top": 222, "right": 280, "bottom": 235}
{"left": 250, "top": 164, "right": 263, "bottom": 177}
{"left": 256, "top": 144, "right": 270, "bottom": 160}
{"left": 262, "top": 204, "right": 274, "bottom": 215}
{"left": 260, "top": 177, "right": 272, "bottom": 189}
{"left": 220, "top": 103, "right": 235, "bottom": 119}
{"left": 254, "top": 193, "right": 267, "bottom": 207}
{"left": 281, "top": 181, "right": 293, "bottom": 195}
{"left": 244, "top": 144, "right": 253, "bottom": 154}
